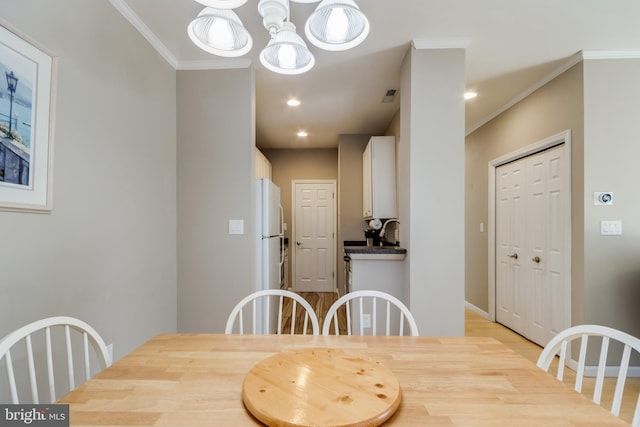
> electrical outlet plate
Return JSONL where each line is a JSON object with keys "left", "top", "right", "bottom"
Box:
{"left": 228, "top": 219, "right": 244, "bottom": 234}
{"left": 362, "top": 314, "right": 371, "bottom": 329}
{"left": 601, "top": 220, "right": 622, "bottom": 235}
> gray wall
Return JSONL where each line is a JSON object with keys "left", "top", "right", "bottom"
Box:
{"left": 177, "top": 68, "right": 256, "bottom": 333}
{"left": 583, "top": 59, "right": 640, "bottom": 336}
{"left": 262, "top": 148, "right": 338, "bottom": 244}
{"left": 400, "top": 48, "right": 466, "bottom": 336}
{"left": 337, "top": 135, "right": 371, "bottom": 294}
{"left": 466, "top": 58, "right": 640, "bottom": 338}
{"left": 465, "top": 63, "right": 584, "bottom": 316}
{"left": 261, "top": 148, "right": 338, "bottom": 291}
{"left": 0, "top": 0, "right": 177, "bottom": 361}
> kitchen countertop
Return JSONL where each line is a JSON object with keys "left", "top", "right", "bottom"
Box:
{"left": 344, "top": 242, "right": 406, "bottom": 260}
{"left": 344, "top": 246, "right": 407, "bottom": 254}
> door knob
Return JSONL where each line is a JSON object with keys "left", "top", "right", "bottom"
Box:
{"left": 532, "top": 256, "right": 541, "bottom": 263}
{"left": 296, "top": 241, "right": 301, "bottom": 246}
{"left": 508, "top": 253, "right": 518, "bottom": 260}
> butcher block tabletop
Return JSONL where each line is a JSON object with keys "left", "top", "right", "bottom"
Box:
{"left": 242, "top": 347, "right": 401, "bottom": 427}
{"left": 58, "top": 334, "right": 629, "bottom": 426}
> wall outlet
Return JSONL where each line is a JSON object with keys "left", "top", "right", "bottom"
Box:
{"left": 362, "top": 314, "right": 371, "bottom": 329}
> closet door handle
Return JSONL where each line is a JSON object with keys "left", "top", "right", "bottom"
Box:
{"left": 508, "top": 253, "right": 518, "bottom": 260}
{"left": 532, "top": 256, "right": 541, "bottom": 263}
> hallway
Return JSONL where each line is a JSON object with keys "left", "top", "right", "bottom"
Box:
{"left": 464, "top": 307, "right": 544, "bottom": 363}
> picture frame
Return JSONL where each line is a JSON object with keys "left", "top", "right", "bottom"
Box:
{"left": 0, "top": 23, "right": 55, "bottom": 212}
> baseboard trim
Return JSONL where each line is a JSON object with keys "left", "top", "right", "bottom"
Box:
{"left": 464, "top": 301, "right": 489, "bottom": 319}
{"left": 564, "top": 359, "right": 640, "bottom": 378}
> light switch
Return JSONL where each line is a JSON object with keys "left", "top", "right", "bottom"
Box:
{"left": 600, "top": 220, "right": 622, "bottom": 236}
{"left": 229, "top": 219, "right": 244, "bottom": 235}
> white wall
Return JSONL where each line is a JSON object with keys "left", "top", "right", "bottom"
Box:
{"left": 0, "top": 0, "right": 177, "bottom": 360}
{"left": 177, "top": 68, "right": 256, "bottom": 333}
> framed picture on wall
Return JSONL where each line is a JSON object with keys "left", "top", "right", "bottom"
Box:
{"left": 0, "top": 23, "right": 55, "bottom": 212}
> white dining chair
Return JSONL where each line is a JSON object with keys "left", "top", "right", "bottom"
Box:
{"left": 225, "top": 289, "right": 319, "bottom": 335}
{"left": 0, "top": 316, "right": 112, "bottom": 404}
{"left": 536, "top": 324, "right": 640, "bottom": 426}
{"left": 322, "top": 290, "right": 419, "bottom": 336}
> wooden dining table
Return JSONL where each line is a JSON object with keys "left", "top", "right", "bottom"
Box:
{"left": 58, "top": 334, "right": 628, "bottom": 426}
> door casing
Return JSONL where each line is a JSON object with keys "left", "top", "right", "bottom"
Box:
{"left": 488, "top": 130, "right": 572, "bottom": 332}
{"left": 291, "top": 179, "right": 337, "bottom": 293}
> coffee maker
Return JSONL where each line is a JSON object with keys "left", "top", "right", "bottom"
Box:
{"left": 364, "top": 229, "right": 380, "bottom": 246}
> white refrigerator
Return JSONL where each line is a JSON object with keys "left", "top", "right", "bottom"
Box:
{"left": 255, "top": 179, "right": 284, "bottom": 333}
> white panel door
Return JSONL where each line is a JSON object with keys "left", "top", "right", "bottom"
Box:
{"left": 526, "top": 145, "right": 567, "bottom": 345}
{"left": 527, "top": 153, "right": 548, "bottom": 345}
{"left": 495, "top": 144, "right": 567, "bottom": 347}
{"left": 545, "top": 151, "right": 567, "bottom": 340}
{"left": 495, "top": 158, "right": 525, "bottom": 333}
{"left": 293, "top": 181, "right": 336, "bottom": 292}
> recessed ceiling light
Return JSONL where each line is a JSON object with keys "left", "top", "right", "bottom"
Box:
{"left": 287, "top": 99, "right": 301, "bottom": 107}
{"left": 297, "top": 131, "right": 308, "bottom": 137}
{"left": 464, "top": 91, "right": 477, "bottom": 100}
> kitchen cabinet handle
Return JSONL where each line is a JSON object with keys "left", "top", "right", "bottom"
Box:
{"left": 296, "top": 241, "right": 301, "bottom": 246}
{"left": 508, "top": 253, "right": 518, "bottom": 260}
{"left": 532, "top": 256, "right": 541, "bottom": 263}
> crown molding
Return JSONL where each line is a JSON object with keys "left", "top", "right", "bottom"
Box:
{"left": 467, "top": 49, "right": 640, "bottom": 135}
{"left": 412, "top": 38, "right": 471, "bottom": 50}
{"left": 466, "top": 52, "right": 583, "bottom": 135}
{"left": 581, "top": 50, "right": 640, "bottom": 60}
{"left": 110, "top": 0, "right": 252, "bottom": 71}
{"left": 109, "top": 0, "right": 179, "bottom": 69}
{"left": 177, "top": 59, "right": 253, "bottom": 71}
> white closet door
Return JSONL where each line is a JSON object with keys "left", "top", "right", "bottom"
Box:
{"left": 546, "top": 148, "right": 569, "bottom": 341}
{"left": 496, "top": 157, "right": 526, "bottom": 333}
{"left": 495, "top": 144, "right": 567, "bottom": 347}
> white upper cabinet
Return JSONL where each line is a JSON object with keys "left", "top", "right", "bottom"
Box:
{"left": 255, "top": 148, "right": 272, "bottom": 180}
{"left": 363, "top": 136, "right": 397, "bottom": 219}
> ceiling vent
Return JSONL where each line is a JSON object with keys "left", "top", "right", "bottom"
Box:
{"left": 382, "top": 89, "right": 397, "bottom": 103}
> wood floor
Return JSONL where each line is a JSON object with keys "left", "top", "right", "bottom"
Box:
{"left": 284, "top": 291, "right": 639, "bottom": 424}
{"left": 466, "top": 308, "right": 640, "bottom": 424}
{"left": 282, "top": 292, "right": 346, "bottom": 335}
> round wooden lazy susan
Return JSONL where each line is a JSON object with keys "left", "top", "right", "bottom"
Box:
{"left": 242, "top": 347, "right": 401, "bottom": 427}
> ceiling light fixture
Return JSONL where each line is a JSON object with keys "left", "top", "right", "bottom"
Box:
{"left": 194, "top": 0, "right": 249, "bottom": 8}
{"left": 260, "top": 22, "right": 315, "bottom": 75}
{"left": 464, "top": 91, "right": 477, "bottom": 100}
{"left": 187, "top": 0, "right": 369, "bottom": 75}
{"left": 304, "top": 0, "right": 369, "bottom": 51}
{"left": 287, "top": 99, "right": 301, "bottom": 106}
{"left": 187, "top": 7, "right": 253, "bottom": 57}
{"left": 297, "top": 131, "right": 308, "bottom": 137}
